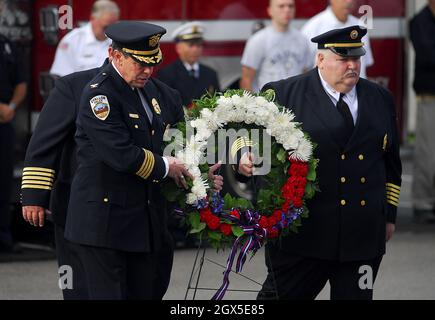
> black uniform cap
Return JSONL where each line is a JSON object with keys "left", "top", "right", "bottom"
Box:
{"left": 311, "top": 25, "right": 367, "bottom": 58}
{"left": 105, "top": 21, "right": 167, "bottom": 66}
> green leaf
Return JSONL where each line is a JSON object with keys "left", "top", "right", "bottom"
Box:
{"left": 276, "top": 148, "right": 287, "bottom": 163}
{"left": 305, "top": 182, "right": 315, "bottom": 199}
{"left": 231, "top": 226, "right": 245, "bottom": 237}
{"left": 208, "top": 230, "right": 222, "bottom": 241}
{"left": 223, "top": 193, "right": 235, "bottom": 210}
{"left": 307, "top": 159, "right": 318, "bottom": 182}
{"left": 187, "top": 212, "right": 201, "bottom": 229}
{"left": 189, "top": 222, "right": 206, "bottom": 234}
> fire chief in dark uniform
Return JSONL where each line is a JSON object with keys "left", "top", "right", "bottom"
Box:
{"left": 64, "top": 21, "right": 190, "bottom": 299}
{"left": 157, "top": 21, "right": 220, "bottom": 108}
{"left": 21, "top": 62, "right": 106, "bottom": 299}
{"left": 247, "top": 26, "right": 402, "bottom": 300}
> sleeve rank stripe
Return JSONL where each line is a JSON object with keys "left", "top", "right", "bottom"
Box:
{"left": 386, "top": 186, "right": 401, "bottom": 193}
{"left": 140, "top": 151, "right": 155, "bottom": 179}
{"left": 22, "top": 176, "right": 54, "bottom": 182}
{"left": 23, "top": 167, "right": 55, "bottom": 174}
{"left": 386, "top": 183, "right": 401, "bottom": 191}
{"left": 136, "top": 150, "right": 154, "bottom": 179}
{"left": 21, "top": 184, "right": 52, "bottom": 191}
{"left": 22, "top": 171, "right": 55, "bottom": 178}
{"left": 387, "top": 189, "right": 400, "bottom": 196}
{"left": 386, "top": 196, "right": 399, "bottom": 205}
{"left": 21, "top": 180, "right": 53, "bottom": 187}
{"left": 136, "top": 149, "right": 150, "bottom": 177}
{"left": 386, "top": 193, "right": 399, "bottom": 201}
{"left": 387, "top": 199, "right": 399, "bottom": 206}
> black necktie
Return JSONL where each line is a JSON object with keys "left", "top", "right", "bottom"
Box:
{"left": 337, "top": 93, "right": 354, "bottom": 136}
{"left": 188, "top": 68, "right": 198, "bottom": 79}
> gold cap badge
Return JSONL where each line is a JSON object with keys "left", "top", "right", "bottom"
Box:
{"left": 350, "top": 30, "right": 358, "bottom": 40}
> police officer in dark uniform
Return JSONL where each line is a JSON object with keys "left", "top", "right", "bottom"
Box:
{"left": 64, "top": 21, "right": 191, "bottom": 300}
{"left": 157, "top": 21, "right": 220, "bottom": 108}
{"left": 21, "top": 61, "right": 107, "bottom": 298}
{"left": 238, "top": 26, "right": 402, "bottom": 300}
{"left": 0, "top": 34, "right": 27, "bottom": 252}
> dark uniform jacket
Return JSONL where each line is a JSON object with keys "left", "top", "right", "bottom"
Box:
{"left": 21, "top": 66, "right": 101, "bottom": 227}
{"left": 157, "top": 58, "right": 220, "bottom": 107}
{"left": 64, "top": 63, "right": 184, "bottom": 253}
{"left": 409, "top": 5, "right": 435, "bottom": 95}
{"left": 263, "top": 68, "right": 402, "bottom": 262}
{"left": 0, "top": 34, "right": 25, "bottom": 104}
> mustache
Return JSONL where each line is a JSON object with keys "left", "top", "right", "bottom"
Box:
{"left": 344, "top": 71, "right": 358, "bottom": 78}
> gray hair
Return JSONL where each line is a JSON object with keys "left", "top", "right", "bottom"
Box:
{"left": 315, "top": 49, "right": 332, "bottom": 66}
{"left": 91, "top": 0, "right": 120, "bottom": 18}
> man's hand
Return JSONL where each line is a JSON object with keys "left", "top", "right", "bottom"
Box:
{"left": 238, "top": 152, "right": 254, "bottom": 177}
{"left": 0, "top": 103, "right": 15, "bottom": 123}
{"left": 386, "top": 223, "right": 395, "bottom": 242}
{"left": 22, "top": 206, "right": 46, "bottom": 227}
{"left": 208, "top": 161, "right": 223, "bottom": 192}
{"left": 165, "top": 156, "right": 193, "bottom": 189}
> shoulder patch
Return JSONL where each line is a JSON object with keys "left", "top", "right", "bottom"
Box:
{"left": 90, "top": 95, "right": 110, "bottom": 120}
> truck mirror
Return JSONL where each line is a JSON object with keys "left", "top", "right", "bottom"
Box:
{"left": 39, "top": 6, "right": 59, "bottom": 45}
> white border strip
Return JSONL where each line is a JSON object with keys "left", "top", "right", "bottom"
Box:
{"left": 149, "top": 18, "right": 405, "bottom": 42}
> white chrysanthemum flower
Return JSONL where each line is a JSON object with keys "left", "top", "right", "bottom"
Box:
{"left": 254, "top": 96, "right": 268, "bottom": 108}
{"left": 217, "top": 96, "right": 233, "bottom": 109}
{"left": 186, "top": 193, "right": 198, "bottom": 205}
{"left": 191, "top": 178, "right": 209, "bottom": 198}
{"left": 290, "top": 138, "right": 313, "bottom": 161}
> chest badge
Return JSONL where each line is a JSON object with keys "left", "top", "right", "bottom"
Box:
{"left": 90, "top": 95, "right": 110, "bottom": 121}
{"left": 383, "top": 134, "right": 388, "bottom": 151}
{"left": 152, "top": 98, "right": 161, "bottom": 114}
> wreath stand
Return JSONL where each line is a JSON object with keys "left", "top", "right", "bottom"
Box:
{"left": 183, "top": 236, "right": 280, "bottom": 300}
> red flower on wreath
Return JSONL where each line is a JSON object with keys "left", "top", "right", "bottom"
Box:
{"left": 220, "top": 223, "right": 233, "bottom": 236}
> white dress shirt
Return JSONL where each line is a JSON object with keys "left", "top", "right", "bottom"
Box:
{"left": 318, "top": 69, "right": 358, "bottom": 124}
{"left": 301, "top": 6, "right": 374, "bottom": 79}
{"left": 50, "top": 23, "right": 111, "bottom": 76}
{"left": 183, "top": 61, "right": 200, "bottom": 78}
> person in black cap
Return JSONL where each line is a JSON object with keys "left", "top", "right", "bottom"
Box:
{"left": 62, "top": 21, "right": 195, "bottom": 299}
{"left": 157, "top": 21, "right": 220, "bottom": 109}
{"left": 239, "top": 25, "right": 402, "bottom": 300}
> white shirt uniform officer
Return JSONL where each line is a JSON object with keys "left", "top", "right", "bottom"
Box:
{"left": 50, "top": 23, "right": 111, "bottom": 77}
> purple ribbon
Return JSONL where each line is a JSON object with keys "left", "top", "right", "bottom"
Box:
{"left": 211, "top": 209, "right": 267, "bottom": 300}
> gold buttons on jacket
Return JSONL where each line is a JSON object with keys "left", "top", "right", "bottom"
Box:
{"left": 341, "top": 154, "right": 346, "bottom": 160}
{"left": 151, "top": 130, "right": 155, "bottom": 135}
{"left": 361, "top": 200, "right": 366, "bottom": 206}
{"left": 361, "top": 177, "right": 366, "bottom": 184}
{"left": 358, "top": 154, "right": 364, "bottom": 160}
{"left": 340, "top": 177, "right": 346, "bottom": 183}
{"left": 153, "top": 180, "right": 159, "bottom": 183}
{"left": 340, "top": 199, "right": 346, "bottom": 206}
{"left": 134, "top": 125, "right": 139, "bottom": 129}
{"left": 103, "top": 198, "right": 109, "bottom": 203}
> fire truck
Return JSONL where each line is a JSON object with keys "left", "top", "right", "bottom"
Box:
{"left": 2, "top": 0, "right": 413, "bottom": 243}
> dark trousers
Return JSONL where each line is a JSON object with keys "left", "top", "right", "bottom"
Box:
{"left": 258, "top": 248, "right": 383, "bottom": 300}
{"left": 54, "top": 224, "right": 89, "bottom": 299}
{"left": 70, "top": 241, "right": 174, "bottom": 300}
{"left": 0, "top": 123, "right": 14, "bottom": 248}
